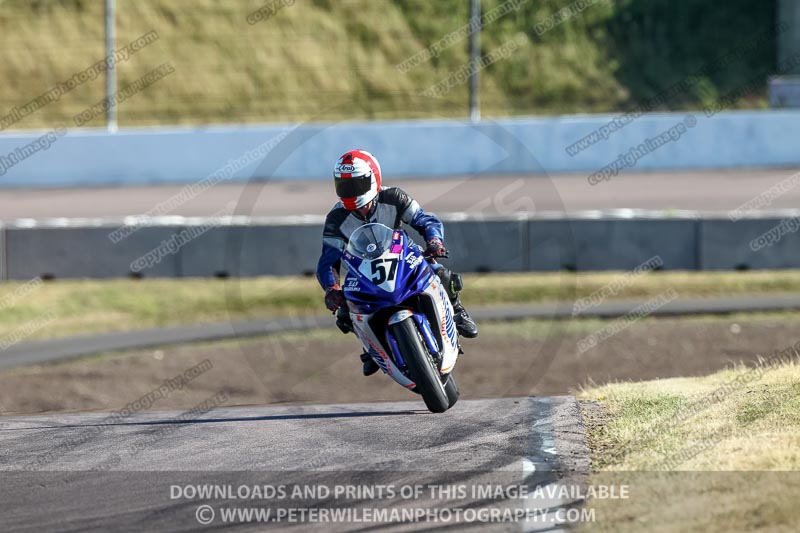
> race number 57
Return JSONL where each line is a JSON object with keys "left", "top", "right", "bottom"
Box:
{"left": 371, "top": 258, "right": 398, "bottom": 284}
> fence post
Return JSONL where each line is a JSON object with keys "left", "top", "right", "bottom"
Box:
{"left": 468, "top": 0, "right": 481, "bottom": 122}
{"left": 105, "top": 0, "right": 118, "bottom": 131}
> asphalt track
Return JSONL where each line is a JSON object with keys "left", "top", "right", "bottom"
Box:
{"left": 2, "top": 168, "right": 799, "bottom": 220}
{"left": 2, "top": 293, "right": 800, "bottom": 370}
{"left": 1, "top": 126, "right": 796, "bottom": 533}
{"left": 0, "top": 397, "right": 590, "bottom": 532}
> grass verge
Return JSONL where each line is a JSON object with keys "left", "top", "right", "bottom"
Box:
{"left": 8, "top": 312, "right": 799, "bottom": 416}
{"left": 578, "top": 358, "right": 800, "bottom": 532}
{"left": 3, "top": 270, "right": 800, "bottom": 341}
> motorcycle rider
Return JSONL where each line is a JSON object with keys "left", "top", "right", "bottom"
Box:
{"left": 316, "top": 149, "right": 478, "bottom": 376}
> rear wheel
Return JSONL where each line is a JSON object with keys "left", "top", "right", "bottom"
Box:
{"left": 391, "top": 318, "right": 449, "bottom": 413}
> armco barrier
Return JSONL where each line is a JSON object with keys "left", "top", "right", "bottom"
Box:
{"left": 441, "top": 217, "right": 528, "bottom": 273}
{"left": 2, "top": 110, "right": 800, "bottom": 187}
{"left": 0, "top": 222, "right": 5, "bottom": 280}
{"left": 2, "top": 212, "right": 799, "bottom": 280}
{"left": 699, "top": 216, "right": 800, "bottom": 270}
{"left": 179, "top": 223, "right": 322, "bottom": 277}
{"left": 527, "top": 218, "right": 698, "bottom": 272}
{"left": 572, "top": 219, "right": 698, "bottom": 271}
{"left": 5, "top": 225, "right": 182, "bottom": 279}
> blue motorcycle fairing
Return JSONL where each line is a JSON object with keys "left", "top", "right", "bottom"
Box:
{"left": 342, "top": 229, "right": 436, "bottom": 316}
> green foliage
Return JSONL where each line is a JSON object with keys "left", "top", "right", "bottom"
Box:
{"left": 606, "top": 0, "right": 777, "bottom": 110}
{"left": 0, "top": 0, "right": 778, "bottom": 127}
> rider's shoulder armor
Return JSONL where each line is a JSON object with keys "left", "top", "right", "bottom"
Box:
{"left": 371, "top": 187, "right": 415, "bottom": 229}
{"left": 378, "top": 187, "right": 414, "bottom": 211}
{"left": 324, "top": 187, "right": 418, "bottom": 243}
{"left": 323, "top": 204, "right": 351, "bottom": 239}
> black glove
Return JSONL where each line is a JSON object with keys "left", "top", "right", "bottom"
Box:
{"left": 324, "top": 284, "right": 346, "bottom": 312}
{"left": 425, "top": 238, "right": 449, "bottom": 258}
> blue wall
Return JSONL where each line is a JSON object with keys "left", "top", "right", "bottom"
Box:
{"left": 1, "top": 110, "right": 799, "bottom": 187}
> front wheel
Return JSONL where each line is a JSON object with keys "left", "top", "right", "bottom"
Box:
{"left": 391, "top": 318, "right": 449, "bottom": 413}
{"left": 444, "top": 375, "right": 459, "bottom": 408}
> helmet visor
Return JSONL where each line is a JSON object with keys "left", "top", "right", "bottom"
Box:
{"left": 335, "top": 174, "right": 372, "bottom": 198}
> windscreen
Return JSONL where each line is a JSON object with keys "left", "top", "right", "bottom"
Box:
{"left": 346, "top": 223, "right": 395, "bottom": 260}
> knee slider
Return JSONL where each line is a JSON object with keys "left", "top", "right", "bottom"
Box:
{"left": 436, "top": 267, "right": 462, "bottom": 299}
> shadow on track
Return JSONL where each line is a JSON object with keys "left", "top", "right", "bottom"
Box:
{"left": 0, "top": 409, "right": 423, "bottom": 432}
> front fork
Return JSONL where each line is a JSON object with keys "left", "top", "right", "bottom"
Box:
{"left": 386, "top": 311, "right": 441, "bottom": 374}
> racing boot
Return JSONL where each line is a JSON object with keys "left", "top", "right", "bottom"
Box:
{"left": 452, "top": 296, "right": 478, "bottom": 338}
{"left": 360, "top": 351, "right": 379, "bottom": 376}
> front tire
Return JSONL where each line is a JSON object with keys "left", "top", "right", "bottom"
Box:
{"left": 391, "top": 318, "right": 449, "bottom": 413}
{"left": 444, "top": 375, "right": 459, "bottom": 408}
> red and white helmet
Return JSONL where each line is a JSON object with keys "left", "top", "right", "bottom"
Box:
{"left": 333, "top": 149, "right": 382, "bottom": 210}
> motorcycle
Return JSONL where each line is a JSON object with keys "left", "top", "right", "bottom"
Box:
{"left": 338, "top": 223, "right": 461, "bottom": 413}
